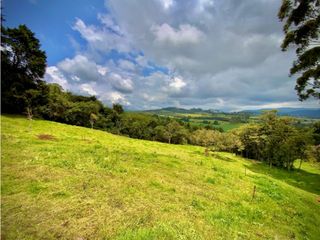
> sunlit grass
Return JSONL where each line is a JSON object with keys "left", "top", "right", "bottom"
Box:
{"left": 1, "top": 115, "right": 320, "bottom": 239}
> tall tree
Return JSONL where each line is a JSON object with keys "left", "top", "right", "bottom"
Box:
{"left": 112, "top": 103, "right": 124, "bottom": 114}
{"left": 278, "top": 0, "right": 320, "bottom": 100}
{"left": 1, "top": 24, "right": 47, "bottom": 113}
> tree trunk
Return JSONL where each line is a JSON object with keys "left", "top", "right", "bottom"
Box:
{"left": 26, "top": 107, "right": 33, "bottom": 132}
{"left": 299, "top": 159, "right": 303, "bottom": 170}
{"left": 269, "top": 158, "right": 272, "bottom": 168}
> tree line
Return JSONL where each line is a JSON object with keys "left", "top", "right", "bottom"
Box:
{"left": 2, "top": 24, "right": 319, "bottom": 170}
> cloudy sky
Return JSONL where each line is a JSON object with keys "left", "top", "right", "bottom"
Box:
{"left": 4, "top": 0, "right": 319, "bottom": 111}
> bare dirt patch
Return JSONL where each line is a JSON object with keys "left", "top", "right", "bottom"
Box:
{"left": 37, "top": 134, "right": 56, "bottom": 141}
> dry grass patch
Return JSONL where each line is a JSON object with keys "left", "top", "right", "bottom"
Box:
{"left": 37, "top": 134, "right": 56, "bottom": 141}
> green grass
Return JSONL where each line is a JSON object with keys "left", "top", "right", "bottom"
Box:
{"left": 216, "top": 122, "right": 245, "bottom": 131}
{"left": 1, "top": 115, "right": 320, "bottom": 239}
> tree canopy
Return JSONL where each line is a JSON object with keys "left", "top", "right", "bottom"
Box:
{"left": 1, "top": 24, "right": 47, "bottom": 113}
{"left": 278, "top": 0, "right": 320, "bottom": 100}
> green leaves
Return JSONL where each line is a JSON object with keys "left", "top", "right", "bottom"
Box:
{"left": 1, "top": 24, "right": 47, "bottom": 113}
{"left": 278, "top": 0, "right": 320, "bottom": 100}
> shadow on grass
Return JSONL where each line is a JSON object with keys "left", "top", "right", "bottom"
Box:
{"left": 211, "top": 152, "right": 236, "bottom": 162}
{"left": 1, "top": 114, "right": 26, "bottom": 119}
{"left": 247, "top": 162, "right": 320, "bottom": 195}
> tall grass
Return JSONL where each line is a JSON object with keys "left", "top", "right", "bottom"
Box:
{"left": 1, "top": 115, "right": 320, "bottom": 239}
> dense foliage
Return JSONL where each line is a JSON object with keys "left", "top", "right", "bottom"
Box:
{"left": 278, "top": 0, "right": 320, "bottom": 100}
{"left": 1, "top": 25, "right": 48, "bottom": 114}
{"left": 235, "top": 111, "right": 314, "bottom": 170}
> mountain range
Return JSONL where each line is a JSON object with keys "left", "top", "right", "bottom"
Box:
{"left": 144, "top": 107, "right": 320, "bottom": 118}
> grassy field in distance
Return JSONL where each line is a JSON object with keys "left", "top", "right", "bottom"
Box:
{"left": 141, "top": 109, "right": 318, "bottom": 132}
{"left": 151, "top": 112, "right": 246, "bottom": 132}
{"left": 1, "top": 115, "right": 320, "bottom": 239}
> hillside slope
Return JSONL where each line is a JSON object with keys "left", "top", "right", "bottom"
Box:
{"left": 1, "top": 115, "right": 320, "bottom": 240}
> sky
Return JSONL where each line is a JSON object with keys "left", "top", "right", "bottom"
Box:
{"left": 3, "top": 0, "right": 319, "bottom": 111}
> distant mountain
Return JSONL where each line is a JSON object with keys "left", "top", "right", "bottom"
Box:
{"left": 144, "top": 107, "right": 221, "bottom": 114}
{"left": 143, "top": 107, "right": 320, "bottom": 119}
{"left": 241, "top": 108, "right": 320, "bottom": 119}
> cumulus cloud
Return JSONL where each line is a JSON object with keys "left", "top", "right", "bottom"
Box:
{"left": 135, "top": 55, "right": 149, "bottom": 68}
{"left": 72, "top": 17, "right": 131, "bottom": 53}
{"left": 152, "top": 23, "right": 204, "bottom": 45}
{"left": 169, "top": 76, "right": 186, "bottom": 90}
{"left": 101, "top": 91, "right": 131, "bottom": 106}
{"left": 97, "top": 66, "right": 108, "bottom": 76}
{"left": 118, "top": 59, "right": 136, "bottom": 71}
{"left": 158, "top": 0, "right": 174, "bottom": 10}
{"left": 109, "top": 73, "right": 134, "bottom": 93}
{"left": 45, "top": 66, "right": 70, "bottom": 90}
{"left": 97, "top": 13, "right": 123, "bottom": 35}
{"left": 57, "top": 54, "right": 102, "bottom": 82}
{"left": 80, "top": 83, "right": 97, "bottom": 96}
{"left": 44, "top": 0, "right": 318, "bottom": 110}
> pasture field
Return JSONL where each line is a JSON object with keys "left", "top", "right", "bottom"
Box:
{"left": 1, "top": 115, "right": 320, "bottom": 239}
{"left": 140, "top": 111, "right": 247, "bottom": 131}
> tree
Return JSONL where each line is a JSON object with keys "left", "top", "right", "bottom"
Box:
{"left": 164, "top": 121, "right": 177, "bottom": 144}
{"left": 39, "top": 84, "right": 70, "bottom": 121}
{"left": 154, "top": 125, "right": 171, "bottom": 143}
{"left": 312, "top": 121, "right": 320, "bottom": 145}
{"left": 112, "top": 103, "right": 124, "bottom": 114}
{"left": 89, "top": 113, "right": 98, "bottom": 129}
{"left": 190, "top": 129, "right": 216, "bottom": 147}
{"left": 64, "top": 101, "right": 102, "bottom": 127}
{"left": 278, "top": 0, "right": 320, "bottom": 100}
{"left": 1, "top": 25, "right": 47, "bottom": 113}
{"left": 236, "top": 124, "right": 264, "bottom": 160}
{"left": 165, "top": 121, "right": 184, "bottom": 144}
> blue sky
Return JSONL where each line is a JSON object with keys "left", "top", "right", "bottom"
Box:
{"left": 3, "top": 0, "right": 105, "bottom": 64}
{"left": 3, "top": 0, "right": 319, "bottom": 110}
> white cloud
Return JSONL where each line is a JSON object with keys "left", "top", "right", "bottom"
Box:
{"left": 135, "top": 55, "right": 149, "bottom": 67}
{"left": 97, "top": 13, "right": 123, "bottom": 35}
{"left": 152, "top": 23, "right": 204, "bottom": 45}
{"left": 109, "top": 73, "right": 134, "bottom": 93}
{"left": 159, "top": 0, "right": 174, "bottom": 9}
{"left": 118, "top": 59, "right": 136, "bottom": 71}
{"left": 80, "top": 83, "right": 97, "bottom": 96}
{"left": 101, "top": 91, "right": 131, "bottom": 105}
{"left": 71, "top": 75, "right": 80, "bottom": 81}
{"left": 72, "top": 18, "right": 131, "bottom": 53}
{"left": 58, "top": 54, "right": 102, "bottom": 82}
{"left": 97, "top": 66, "right": 108, "bottom": 76}
{"left": 44, "top": 0, "right": 318, "bottom": 110}
{"left": 168, "top": 76, "right": 186, "bottom": 91}
{"left": 45, "top": 66, "right": 69, "bottom": 90}
{"left": 196, "top": 0, "right": 215, "bottom": 12}
{"left": 73, "top": 18, "right": 104, "bottom": 42}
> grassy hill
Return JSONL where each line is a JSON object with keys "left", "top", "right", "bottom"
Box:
{"left": 140, "top": 107, "right": 319, "bottom": 132}
{"left": 139, "top": 110, "right": 247, "bottom": 132}
{"left": 1, "top": 115, "right": 320, "bottom": 239}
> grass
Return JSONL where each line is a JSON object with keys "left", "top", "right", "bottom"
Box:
{"left": 216, "top": 122, "right": 244, "bottom": 131}
{"left": 142, "top": 111, "right": 246, "bottom": 132}
{"left": 1, "top": 115, "right": 320, "bottom": 239}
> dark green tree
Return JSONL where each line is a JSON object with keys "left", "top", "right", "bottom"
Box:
{"left": 1, "top": 24, "right": 47, "bottom": 113}
{"left": 39, "top": 84, "right": 70, "bottom": 121}
{"left": 112, "top": 103, "right": 124, "bottom": 114}
{"left": 278, "top": 0, "right": 320, "bottom": 100}
{"left": 312, "top": 121, "right": 320, "bottom": 144}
